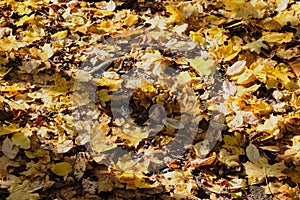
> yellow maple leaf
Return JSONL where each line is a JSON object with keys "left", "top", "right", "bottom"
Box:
{"left": 40, "top": 43, "right": 55, "bottom": 61}
{"left": 118, "top": 171, "right": 157, "bottom": 189}
{"left": 223, "top": 0, "right": 265, "bottom": 19}
{"left": 90, "top": 122, "right": 116, "bottom": 153}
{"left": 113, "top": 126, "right": 148, "bottom": 148}
{"left": 243, "top": 156, "right": 286, "bottom": 185}
{"left": 165, "top": 5, "right": 185, "bottom": 24}
{"left": 0, "top": 35, "right": 27, "bottom": 51}
{"left": 15, "top": 14, "right": 35, "bottom": 26}
{"left": 161, "top": 169, "right": 195, "bottom": 195}
{"left": 261, "top": 32, "right": 294, "bottom": 44}
{"left": 96, "top": 89, "right": 112, "bottom": 107}
{"left": 273, "top": 9, "right": 299, "bottom": 26}
{"left": 243, "top": 39, "right": 268, "bottom": 53}
{"left": 52, "top": 30, "right": 68, "bottom": 40}
{"left": 211, "top": 37, "right": 242, "bottom": 61}
{"left": 188, "top": 56, "right": 216, "bottom": 76}
{"left": 246, "top": 99, "right": 273, "bottom": 115}
{"left": 189, "top": 31, "right": 205, "bottom": 43}
{"left": 124, "top": 15, "right": 139, "bottom": 27}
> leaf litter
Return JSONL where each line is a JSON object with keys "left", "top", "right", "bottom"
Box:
{"left": 0, "top": 0, "right": 300, "bottom": 199}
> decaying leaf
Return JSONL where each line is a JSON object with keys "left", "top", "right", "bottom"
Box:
{"left": 7, "top": 180, "right": 40, "bottom": 200}
{"left": 1, "top": 137, "right": 19, "bottom": 159}
{"left": 246, "top": 143, "right": 260, "bottom": 163}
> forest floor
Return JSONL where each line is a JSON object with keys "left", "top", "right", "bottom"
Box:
{"left": 0, "top": 0, "right": 300, "bottom": 199}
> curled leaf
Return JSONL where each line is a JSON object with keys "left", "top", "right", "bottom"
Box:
{"left": 226, "top": 60, "right": 246, "bottom": 76}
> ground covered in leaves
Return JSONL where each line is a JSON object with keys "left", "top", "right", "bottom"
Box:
{"left": 0, "top": 0, "right": 300, "bottom": 199}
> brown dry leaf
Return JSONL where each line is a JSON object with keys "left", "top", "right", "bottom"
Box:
{"left": 190, "top": 152, "right": 217, "bottom": 168}
{"left": 7, "top": 180, "right": 40, "bottom": 200}
{"left": 0, "top": 155, "right": 20, "bottom": 176}
{"left": 246, "top": 143, "right": 260, "bottom": 163}
{"left": 283, "top": 167, "right": 300, "bottom": 184}
{"left": 289, "top": 57, "right": 300, "bottom": 77}
{"left": 259, "top": 145, "right": 281, "bottom": 152}
{"left": 262, "top": 182, "right": 300, "bottom": 200}
{"left": 74, "top": 156, "right": 86, "bottom": 180}
{"left": 1, "top": 137, "right": 19, "bottom": 159}
{"left": 95, "top": 173, "right": 115, "bottom": 192}
{"left": 56, "top": 140, "right": 73, "bottom": 153}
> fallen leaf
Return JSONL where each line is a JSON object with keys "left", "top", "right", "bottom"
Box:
{"left": 226, "top": 60, "right": 246, "bottom": 76}
{"left": 11, "top": 132, "right": 31, "bottom": 149}
{"left": 218, "top": 148, "right": 240, "bottom": 168}
{"left": 0, "top": 123, "right": 20, "bottom": 136}
{"left": 51, "top": 162, "right": 73, "bottom": 176}
{"left": 188, "top": 56, "right": 216, "bottom": 76}
{"left": 107, "top": 0, "right": 116, "bottom": 11}
{"left": 1, "top": 137, "right": 19, "bottom": 159}
{"left": 243, "top": 156, "right": 285, "bottom": 184}
{"left": 246, "top": 143, "right": 260, "bottom": 163}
